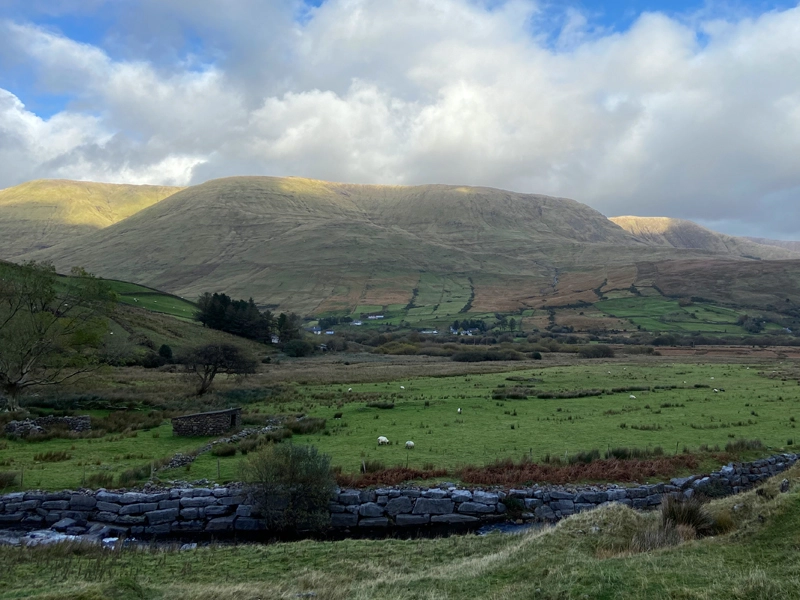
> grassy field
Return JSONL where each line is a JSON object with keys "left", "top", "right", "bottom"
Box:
{"left": 1, "top": 466, "right": 798, "bottom": 599}
{"left": 4, "top": 358, "right": 798, "bottom": 490}
{"left": 104, "top": 279, "right": 198, "bottom": 320}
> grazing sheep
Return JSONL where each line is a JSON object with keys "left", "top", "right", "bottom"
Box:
{"left": 377, "top": 436, "right": 389, "bottom": 445}
{"left": 400, "top": 385, "right": 405, "bottom": 389}
{"left": 405, "top": 441, "right": 415, "bottom": 449}
{"left": 348, "top": 388, "right": 352, "bottom": 392}
{"left": 457, "top": 408, "right": 462, "bottom": 414}
{"left": 629, "top": 395, "right": 636, "bottom": 399}
{"left": 713, "top": 388, "right": 719, "bottom": 393}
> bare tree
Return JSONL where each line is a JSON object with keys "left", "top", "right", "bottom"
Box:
{"left": 0, "top": 261, "right": 116, "bottom": 410}
{"left": 180, "top": 343, "right": 257, "bottom": 395}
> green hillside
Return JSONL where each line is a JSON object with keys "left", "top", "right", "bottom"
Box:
{"left": 0, "top": 179, "right": 181, "bottom": 257}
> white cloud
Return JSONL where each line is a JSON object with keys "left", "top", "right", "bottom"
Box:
{"left": 1, "top": 1, "right": 800, "bottom": 237}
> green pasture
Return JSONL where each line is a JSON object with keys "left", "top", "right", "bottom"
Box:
{"left": 105, "top": 279, "right": 198, "bottom": 320}
{"left": 0, "top": 422, "right": 215, "bottom": 490}
{"left": 275, "top": 362, "right": 798, "bottom": 473}
{"left": 4, "top": 361, "right": 798, "bottom": 490}
{"left": 595, "top": 297, "right": 749, "bottom": 334}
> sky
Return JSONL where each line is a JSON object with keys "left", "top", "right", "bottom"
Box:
{"left": 0, "top": 0, "right": 799, "bottom": 239}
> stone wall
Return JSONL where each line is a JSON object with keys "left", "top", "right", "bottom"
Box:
{"left": 4, "top": 416, "right": 91, "bottom": 437}
{"left": 0, "top": 453, "right": 795, "bottom": 538}
{"left": 171, "top": 408, "right": 241, "bottom": 437}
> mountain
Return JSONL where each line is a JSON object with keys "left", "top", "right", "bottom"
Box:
{"left": 744, "top": 237, "right": 800, "bottom": 253}
{"left": 609, "top": 216, "right": 800, "bottom": 260}
{"left": 0, "top": 179, "right": 182, "bottom": 257}
{"left": 13, "top": 176, "right": 800, "bottom": 316}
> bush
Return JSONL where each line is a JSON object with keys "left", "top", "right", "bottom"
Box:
{"left": 86, "top": 472, "right": 115, "bottom": 488}
{"left": 242, "top": 444, "right": 336, "bottom": 533}
{"left": 117, "top": 464, "right": 151, "bottom": 487}
{"left": 725, "top": 439, "right": 764, "bottom": 453}
{"left": 282, "top": 340, "right": 314, "bottom": 357}
{"left": 211, "top": 443, "right": 237, "bottom": 457}
{"left": 660, "top": 495, "right": 715, "bottom": 537}
{"left": 578, "top": 344, "right": 615, "bottom": 359}
{"left": 285, "top": 417, "right": 327, "bottom": 435}
{"left": 0, "top": 471, "right": 18, "bottom": 489}
{"left": 33, "top": 450, "right": 71, "bottom": 462}
{"left": 366, "top": 401, "right": 394, "bottom": 409}
{"left": 158, "top": 344, "right": 173, "bottom": 360}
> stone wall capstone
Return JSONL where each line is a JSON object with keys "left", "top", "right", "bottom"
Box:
{"left": 0, "top": 453, "right": 795, "bottom": 538}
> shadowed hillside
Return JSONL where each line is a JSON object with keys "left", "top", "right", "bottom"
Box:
{"left": 0, "top": 179, "right": 182, "bottom": 257}
{"left": 610, "top": 216, "right": 800, "bottom": 260}
{"left": 744, "top": 237, "right": 800, "bottom": 253}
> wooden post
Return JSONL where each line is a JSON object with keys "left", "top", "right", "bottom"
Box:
{"left": 217, "top": 458, "right": 221, "bottom": 480}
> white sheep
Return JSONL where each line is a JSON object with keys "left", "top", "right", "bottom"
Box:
{"left": 377, "top": 436, "right": 389, "bottom": 445}
{"left": 457, "top": 408, "right": 462, "bottom": 414}
{"left": 405, "top": 441, "right": 415, "bottom": 449}
{"left": 400, "top": 385, "right": 405, "bottom": 390}
{"left": 348, "top": 388, "right": 352, "bottom": 392}
{"left": 713, "top": 388, "right": 719, "bottom": 393}
{"left": 629, "top": 395, "right": 636, "bottom": 399}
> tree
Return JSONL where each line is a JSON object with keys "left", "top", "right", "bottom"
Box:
{"left": 0, "top": 261, "right": 116, "bottom": 411}
{"left": 196, "top": 292, "right": 274, "bottom": 343}
{"left": 276, "top": 312, "right": 302, "bottom": 343}
{"left": 180, "top": 343, "right": 257, "bottom": 395}
{"left": 240, "top": 443, "right": 335, "bottom": 533}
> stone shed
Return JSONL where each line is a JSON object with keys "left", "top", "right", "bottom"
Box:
{"left": 171, "top": 408, "right": 242, "bottom": 437}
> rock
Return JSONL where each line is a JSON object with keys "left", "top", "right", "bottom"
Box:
{"left": 52, "top": 518, "right": 77, "bottom": 531}
{"left": 395, "top": 514, "right": 430, "bottom": 526}
{"left": 96, "top": 502, "right": 121, "bottom": 513}
{"left": 236, "top": 505, "right": 252, "bottom": 517}
{"left": 457, "top": 502, "right": 494, "bottom": 514}
{"left": 146, "top": 509, "right": 179, "bottom": 525}
{"left": 400, "top": 489, "right": 421, "bottom": 498}
{"left": 0, "top": 513, "right": 25, "bottom": 524}
{"left": 781, "top": 479, "right": 790, "bottom": 493}
{"left": 431, "top": 514, "right": 478, "bottom": 524}
{"left": 145, "top": 524, "right": 172, "bottom": 535}
{"left": 331, "top": 513, "right": 358, "bottom": 527}
{"left": 412, "top": 499, "right": 454, "bottom": 515}
{"left": 358, "top": 503, "right": 384, "bottom": 518}
{"left": 524, "top": 498, "right": 543, "bottom": 509}
{"left": 548, "top": 491, "right": 575, "bottom": 500}
{"left": 116, "top": 515, "right": 146, "bottom": 525}
{"left": 41, "top": 501, "right": 70, "bottom": 510}
{"left": 385, "top": 496, "right": 413, "bottom": 516}
{"left": 551, "top": 500, "right": 574, "bottom": 512}
{"left": 423, "top": 489, "right": 448, "bottom": 499}
{"left": 180, "top": 508, "right": 199, "bottom": 520}
{"left": 359, "top": 490, "right": 376, "bottom": 503}
{"left": 338, "top": 492, "right": 361, "bottom": 505}
{"left": 205, "top": 517, "right": 235, "bottom": 531}
{"left": 158, "top": 500, "right": 181, "bottom": 510}
{"left": 358, "top": 518, "right": 389, "bottom": 527}
{"left": 119, "top": 503, "right": 158, "bottom": 516}
{"left": 69, "top": 495, "right": 97, "bottom": 510}
{"left": 95, "top": 512, "right": 119, "bottom": 523}
{"left": 180, "top": 497, "right": 217, "bottom": 508}
{"left": 205, "top": 505, "right": 233, "bottom": 517}
{"left": 534, "top": 505, "right": 556, "bottom": 521}
{"left": 451, "top": 490, "right": 472, "bottom": 503}
{"left": 472, "top": 491, "right": 499, "bottom": 504}
{"left": 576, "top": 492, "right": 608, "bottom": 504}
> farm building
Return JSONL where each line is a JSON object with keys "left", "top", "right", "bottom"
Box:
{"left": 171, "top": 408, "right": 242, "bottom": 437}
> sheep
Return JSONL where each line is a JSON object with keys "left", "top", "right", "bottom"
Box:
{"left": 377, "top": 436, "right": 389, "bottom": 445}
{"left": 405, "top": 441, "right": 415, "bottom": 449}
{"left": 457, "top": 408, "right": 462, "bottom": 414}
{"left": 400, "top": 385, "right": 405, "bottom": 390}
{"left": 713, "top": 388, "right": 719, "bottom": 393}
{"left": 348, "top": 388, "right": 352, "bottom": 392}
{"left": 629, "top": 395, "right": 636, "bottom": 399}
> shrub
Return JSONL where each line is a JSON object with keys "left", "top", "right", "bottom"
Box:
{"left": 578, "top": 344, "right": 615, "bottom": 359}
{"left": 117, "top": 464, "right": 151, "bottom": 487}
{"left": 366, "top": 401, "right": 394, "bottom": 409}
{"left": 158, "top": 344, "right": 173, "bottom": 360}
{"left": 211, "top": 443, "right": 237, "bottom": 457}
{"left": 239, "top": 437, "right": 261, "bottom": 455}
{"left": 725, "top": 439, "right": 764, "bottom": 453}
{"left": 33, "top": 450, "right": 71, "bottom": 463}
{"left": 282, "top": 340, "right": 314, "bottom": 357}
{"left": 660, "top": 495, "right": 715, "bottom": 537}
{"left": 86, "top": 472, "right": 115, "bottom": 488}
{"left": 0, "top": 471, "right": 18, "bottom": 489}
{"left": 285, "top": 417, "right": 327, "bottom": 435}
{"left": 531, "top": 351, "right": 542, "bottom": 360}
{"left": 361, "top": 459, "right": 386, "bottom": 473}
{"left": 241, "top": 444, "right": 336, "bottom": 533}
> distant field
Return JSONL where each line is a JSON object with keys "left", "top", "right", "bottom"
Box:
{"left": 105, "top": 279, "right": 198, "bottom": 319}
{"left": 594, "top": 297, "right": 750, "bottom": 334}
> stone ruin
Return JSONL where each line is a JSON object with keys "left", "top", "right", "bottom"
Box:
{"left": 171, "top": 408, "right": 242, "bottom": 437}
{"left": 4, "top": 415, "right": 91, "bottom": 437}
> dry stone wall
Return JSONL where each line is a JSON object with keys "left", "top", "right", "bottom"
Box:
{"left": 0, "top": 453, "right": 795, "bottom": 538}
{"left": 4, "top": 416, "right": 91, "bottom": 437}
{"left": 171, "top": 408, "right": 241, "bottom": 437}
